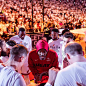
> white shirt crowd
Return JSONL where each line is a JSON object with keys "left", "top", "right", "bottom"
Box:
{"left": 0, "top": 0, "right": 86, "bottom": 31}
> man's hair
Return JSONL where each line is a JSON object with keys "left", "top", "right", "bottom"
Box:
{"left": 10, "top": 44, "right": 28, "bottom": 62}
{"left": 63, "top": 32, "right": 74, "bottom": 39}
{"left": 0, "top": 38, "right": 5, "bottom": 49}
{"left": 19, "top": 27, "right": 25, "bottom": 32}
{"left": 0, "top": 38, "right": 7, "bottom": 56}
{"left": 62, "top": 29, "right": 69, "bottom": 35}
{"left": 6, "top": 40, "right": 16, "bottom": 47}
{"left": 51, "top": 28, "right": 59, "bottom": 33}
{"left": 64, "top": 42, "right": 83, "bottom": 56}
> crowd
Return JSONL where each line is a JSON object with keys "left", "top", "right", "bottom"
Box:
{"left": 0, "top": 0, "right": 86, "bottom": 34}
{"left": 0, "top": 0, "right": 86, "bottom": 86}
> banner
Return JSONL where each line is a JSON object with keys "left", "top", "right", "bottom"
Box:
{"left": 27, "top": 33, "right": 43, "bottom": 49}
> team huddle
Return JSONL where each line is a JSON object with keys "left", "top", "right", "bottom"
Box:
{"left": 0, "top": 27, "right": 86, "bottom": 86}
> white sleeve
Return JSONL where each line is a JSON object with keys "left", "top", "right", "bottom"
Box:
{"left": 9, "top": 36, "right": 14, "bottom": 40}
{"left": 14, "top": 75, "right": 26, "bottom": 86}
{"left": 54, "top": 71, "right": 67, "bottom": 86}
{"left": 27, "top": 37, "right": 32, "bottom": 53}
{"left": 45, "top": 82, "right": 52, "bottom": 86}
{"left": 29, "top": 38, "right": 32, "bottom": 52}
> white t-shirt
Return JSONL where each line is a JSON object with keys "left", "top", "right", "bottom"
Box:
{"left": 54, "top": 62, "right": 86, "bottom": 86}
{"left": 48, "top": 38, "right": 62, "bottom": 68}
{"left": 45, "top": 62, "right": 86, "bottom": 86}
{"left": 0, "top": 65, "right": 26, "bottom": 86}
{"left": 10, "top": 35, "right": 32, "bottom": 74}
{"left": 10, "top": 35, "right": 32, "bottom": 52}
{"left": 48, "top": 39, "right": 53, "bottom": 44}
{"left": 0, "top": 56, "right": 9, "bottom": 63}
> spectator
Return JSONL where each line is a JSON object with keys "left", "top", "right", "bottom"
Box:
{"left": 45, "top": 42, "right": 86, "bottom": 86}
{"left": 0, "top": 0, "right": 86, "bottom": 31}
{"left": 0, "top": 44, "right": 28, "bottom": 86}
{"left": 28, "top": 40, "right": 59, "bottom": 84}
{"left": 42, "top": 28, "right": 52, "bottom": 42}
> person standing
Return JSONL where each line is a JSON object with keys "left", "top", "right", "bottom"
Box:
{"left": 10, "top": 27, "right": 32, "bottom": 85}
{"left": 48, "top": 28, "right": 62, "bottom": 68}
{"left": 62, "top": 32, "right": 74, "bottom": 68}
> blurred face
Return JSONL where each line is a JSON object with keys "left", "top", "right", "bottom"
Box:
{"left": 38, "top": 49, "right": 47, "bottom": 60}
{"left": 51, "top": 31, "right": 58, "bottom": 40}
{"left": 63, "top": 37, "right": 73, "bottom": 46}
{"left": 2, "top": 41, "right": 6, "bottom": 52}
{"left": 1, "top": 41, "right": 7, "bottom": 56}
{"left": 19, "top": 31, "right": 25, "bottom": 40}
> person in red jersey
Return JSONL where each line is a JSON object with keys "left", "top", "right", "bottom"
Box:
{"left": 0, "top": 59, "right": 2, "bottom": 63}
{"left": 28, "top": 40, "right": 59, "bottom": 84}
